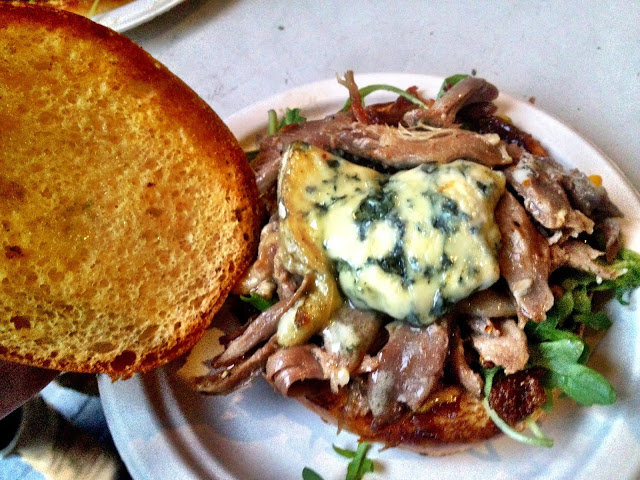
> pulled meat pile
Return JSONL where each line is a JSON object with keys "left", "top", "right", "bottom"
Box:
{"left": 193, "top": 73, "right": 623, "bottom": 450}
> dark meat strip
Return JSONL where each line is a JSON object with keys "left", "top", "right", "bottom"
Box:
{"left": 232, "top": 217, "right": 279, "bottom": 297}
{"left": 253, "top": 113, "right": 512, "bottom": 196}
{"left": 367, "top": 321, "right": 449, "bottom": 429}
{"left": 266, "top": 345, "right": 326, "bottom": 396}
{"left": 321, "top": 306, "right": 383, "bottom": 391}
{"left": 505, "top": 153, "right": 594, "bottom": 237}
{"left": 251, "top": 113, "right": 354, "bottom": 195}
{"left": 450, "top": 323, "right": 484, "bottom": 397}
{"left": 365, "top": 86, "right": 431, "bottom": 126}
{"left": 560, "top": 168, "right": 623, "bottom": 220}
{"left": 469, "top": 318, "right": 529, "bottom": 375}
{"left": 403, "top": 77, "right": 499, "bottom": 128}
{"left": 216, "top": 273, "right": 313, "bottom": 366}
{"left": 338, "top": 70, "right": 371, "bottom": 124}
{"left": 195, "top": 337, "right": 279, "bottom": 395}
{"left": 495, "top": 191, "right": 554, "bottom": 322}
{"left": 458, "top": 102, "right": 549, "bottom": 157}
{"left": 454, "top": 288, "right": 517, "bottom": 318}
{"left": 488, "top": 368, "right": 547, "bottom": 426}
{"left": 265, "top": 306, "right": 383, "bottom": 395}
{"left": 600, "top": 217, "right": 622, "bottom": 263}
{"left": 273, "top": 248, "right": 298, "bottom": 300}
{"left": 334, "top": 124, "right": 512, "bottom": 169}
{"left": 550, "top": 239, "right": 622, "bottom": 280}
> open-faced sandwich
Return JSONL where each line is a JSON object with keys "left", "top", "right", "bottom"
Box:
{"left": 191, "top": 71, "right": 640, "bottom": 454}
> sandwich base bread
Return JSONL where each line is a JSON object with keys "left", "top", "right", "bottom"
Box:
{"left": 0, "top": 3, "right": 261, "bottom": 379}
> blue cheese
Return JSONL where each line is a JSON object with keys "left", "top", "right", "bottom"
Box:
{"left": 279, "top": 143, "right": 505, "bottom": 326}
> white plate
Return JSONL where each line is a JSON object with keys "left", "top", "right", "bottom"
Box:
{"left": 99, "top": 74, "right": 640, "bottom": 480}
{"left": 92, "top": 0, "right": 184, "bottom": 32}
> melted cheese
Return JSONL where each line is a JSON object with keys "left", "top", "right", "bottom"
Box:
{"left": 279, "top": 143, "right": 505, "bottom": 327}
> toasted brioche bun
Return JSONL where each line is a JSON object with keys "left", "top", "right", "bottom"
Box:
{"left": 0, "top": 3, "right": 261, "bottom": 379}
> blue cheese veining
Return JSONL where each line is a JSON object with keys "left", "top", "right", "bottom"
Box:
{"left": 278, "top": 142, "right": 506, "bottom": 329}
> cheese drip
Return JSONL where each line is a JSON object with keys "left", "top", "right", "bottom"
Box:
{"left": 279, "top": 143, "right": 505, "bottom": 327}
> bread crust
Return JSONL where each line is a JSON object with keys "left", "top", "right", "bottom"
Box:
{"left": 0, "top": 3, "right": 261, "bottom": 378}
{"left": 298, "top": 383, "right": 500, "bottom": 455}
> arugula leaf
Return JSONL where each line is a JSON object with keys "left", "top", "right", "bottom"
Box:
{"left": 340, "top": 84, "right": 430, "bottom": 112}
{"left": 436, "top": 74, "right": 470, "bottom": 98}
{"left": 239, "top": 293, "right": 277, "bottom": 312}
{"left": 573, "top": 311, "right": 612, "bottom": 330}
{"left": 302, "top": 467, "right": 325, "bottom": 480}
{"left": 528, "top": 340, "right": 616, "bottom": 406}
{"left": 546, "top": 365, "right": 616, "bottom": 406}
{"left": 267, "top": 107, "right": 307, "bottom": 136}
{"left": 344, "top": 442, "right": 374, "bottom": 480}
{"left": 303, "top": 442, "right": 374, "bottom": 480}
{"left": 594, "top": 248, "right": 640, "bottom": 304}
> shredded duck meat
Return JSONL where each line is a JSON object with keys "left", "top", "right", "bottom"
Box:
{"left": 195, "top": 72, "right": 626, "bottom": 449}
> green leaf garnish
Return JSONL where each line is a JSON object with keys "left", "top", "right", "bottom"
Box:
{"left": 302, "top": 442, "right": 374, "bottom": 480}
{"left": 239, "top": 293, "right": 277, "bottom": 312}
{"left": 528, "top": 339, "right": 616, "bottom": 406}
{"left": 302, "top": 467, "right": 325, "bottom": 480}
{"left": 482, "top": 367, "right": 554, "bottom": 448}
{"left": 267, "top": 107, "right": 307, "bottom": 136}
{"left": 545, "top": 365, "right": 616, "bottom": 406}
{"left": 340, "top": 84, "right": 430, "bottom": 113}
{"left": 594, "top": 248, "right": 640, "bottom": 304}
{"left": 344, "top": 442, "right": 374, "bottom": 480}
{"left": 436, "top": 74, "right": 470, "bottom": 98}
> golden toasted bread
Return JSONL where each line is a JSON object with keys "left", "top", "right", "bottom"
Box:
{"left": 0, "top": 3, "right": 261, "bottom": 379}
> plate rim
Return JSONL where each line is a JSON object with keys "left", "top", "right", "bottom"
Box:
{"left": 92, "top": 0, "right": 185, "bottom": 33}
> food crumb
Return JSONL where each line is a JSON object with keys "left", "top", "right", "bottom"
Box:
{"left": 472, "top": 69, "right": 477, "bottom": 76}
{"left": 528, "top": 96, "right": 536, "bottom": 104}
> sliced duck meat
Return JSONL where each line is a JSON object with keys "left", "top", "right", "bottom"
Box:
{"left": 272, "top": 250, "right": 298, "bottom": 300}
{"left": 265, "top": 306, "right": 384, "bottom": 395}
{"left": 495, "top": 191, "right": 554, "bottom": 322}
{"left": 458, "top": 103, "right": 549, "bottom": 157}
{"left": 334, "top": 124, "right": 511, "bottom": 169}
{"left": 216, "top": 273, "right": 312, "bottom": 366}
{"left": 600, "top": 217, "right": 622, "bottom": 263}
{"left": 253, "top": 112, "right": 511, "bottom": 196}
{"left": 365, "top": 86, "right": 431, "bottom": 126}
{"left": 338, "top": 70, "right": 371, "bottom": 124}
{"left": 195, "top": 336, "right": 279, "bottom": 395}
{"left": 321, "top": 305, "right": 383, "bottom": 391}
{"left": 505, "top": 153, "right": 594, "bottom": 237}
{"left": 469, "top": 318, "right": 529, "bottom": 375}
{"left": 550, "top": 239, "right": 622, "bottom": 280}
{"left": 266, "top": 344, "right": 327, "bottom": 396}
{"left": 233, "top": 217, "right": 280, "bottom": 298}
{"left": 450, "top": 323, "right": 484, "bottom": 397}
{"left": 252, "top": 113, "right": 354, "bottom": 195}
{"left": 403, "top": 77, "right": 499, "bottom": 128}
{"left": 560, "top": 168, "right": 623, "bottom": 220}
{"left": 454, "top": 288, "right": 517, "bottom": 319}
{"left": 367, "top": 321, "right": 449, "bottom": 428}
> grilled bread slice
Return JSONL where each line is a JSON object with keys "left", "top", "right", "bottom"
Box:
{"left": 0, "top": 3, "right": 261, "bottom": 379}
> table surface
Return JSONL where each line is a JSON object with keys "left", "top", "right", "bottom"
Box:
{"left": 2, "top": 1, "right": 639, "bottom": 478}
